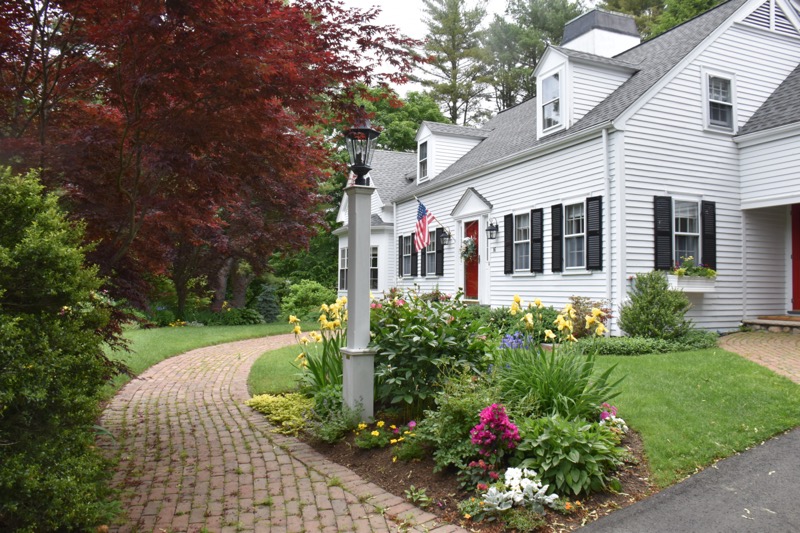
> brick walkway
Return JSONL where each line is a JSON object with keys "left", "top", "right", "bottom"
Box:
{"left": 100, "top": 335, "right": 465, "bottom": 533}
{"left": 719, "top": 331, "right": 800, "bottom": 384}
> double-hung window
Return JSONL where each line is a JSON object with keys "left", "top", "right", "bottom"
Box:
{"left": 674, "top": 200, "right": 700, "bottom": 265}
{"left": 370, "top": 246, "right": 378, "bottom": 290}
{"left": 402, "top": 235, "right": 412, "bottom": 276}
{"left": 419, "top": 141, "right": 428, "bottom": 180}
{"left": 564, "top": 203, "right": 585, "bottom": 269}
{"left": 338, "top": 247, "right": 348, "bottom": 290}
{"left": 541, "top": 73, "right": 561, "bottom": 131}
{"left": 708, "top": 77, "right": 733, "bottom": 129}
{"left": 425, "top": 231, "right": 436, "bottom": 275}
{"left": 514, "top": 213, "right": 530, "bottom": 271}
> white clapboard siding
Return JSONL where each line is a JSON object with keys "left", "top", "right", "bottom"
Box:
{"left": 743, "top": 206, "right": 788, "bottom": 316}
{"left": 622, "top": 23, "right": 800, "bottom": 331}
{"left": 571, "top": 63, "right": 632, "bottom": 124}
{"left": 740, "top": 134, "right": 800, "bottom": 209}
{"left": 432, "top": 135, "right": 482, "bottom": 179}
{"left": 395, "top": 137, "right": 612, "bottom": 313}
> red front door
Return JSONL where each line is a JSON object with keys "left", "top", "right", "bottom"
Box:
{"left": 792, "top": 205, "right": 800, "bottom": 311}
{"left": 464, "top": 220, "right": 479, "bottom": 300}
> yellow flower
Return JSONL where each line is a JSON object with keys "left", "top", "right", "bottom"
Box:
{"left": 596, "top": 323, "right": 607, "bottom": 336}
{"left": 513, "top": 294, "right": 521, "bottom": 304}
{"left": 390, "top": 424, "right": 397, "bottom": 430}
{"left": 592, "top": 307, "right": 605, "bottom": 318}
{"left": 371, "top": 430, "right": 379, "bottom": 437}
{"left": 586, "top": 315, "right": 597, "bottom": 328}
{"left": 295, "top": 353, "right": 305, "bottom": 361}
{"left": 289, "top": 315, "right": 300, "bottom": 324}
{"left": 299, "top": 360, "right": 308, "bottom": 368}
{"left": 544, "top": 329, "right": 556, "bottom": 341}
{"left": 358, "top": 423, "right": 367, "bottom": 430}
{"left": 397, "top": 437, "right": 404, "bottom": 442}
{"left": 567, "top": 334, "right": 577, "bottom": 342}
{"left": 390, "top": 439, "right": 398, "bottom": 444}
{"left": 332, "top": 319, "right": 341, "bottom": 328}
{"left": 299, "top": 336, "right": 309, "bottom": 345}
{"left": 311, "top": 331, "right": 323, "bottom": 343}
{"left": 318, "top": 314, "right": 327, "bottom": 323}
{"left": 376, "top": 421, "right": 385, "bottom": 428}
{"left": 325, "top": 321, "right": 335, "bottom": 330}
{"left": 392, "top": 456, "right": 397, "bottom": 463}
{"left": 464, "top": 513, "right": 472, "bottom": 520}
{"left": 293, "top": 325, "right": 302, "bottom": 335}
{"left": 339, "top": 296, "right": 347, "bottom": 305}
{"left": 534, "top": 298, "right": 543, "bottom": 308}
{"left": 320, "top": 303, "right": 329, "bottom": 313}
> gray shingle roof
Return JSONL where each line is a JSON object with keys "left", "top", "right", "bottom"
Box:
{"left": 421, "top": 121, "right": 492, "bottom": 139}
{"left": 738, "top": 62, "right": 800, "bottom": 135}
{"left": 395, "top": 0, "right": 751, "bottom": 201}
{"left": 367, "top": 150, "right": 416, "bottom": 203}
{"left": 370, "top": 213, "right": 389, "bottom": 227}
{"left": 549, "top": 46, "right": 639, "bottom": 70}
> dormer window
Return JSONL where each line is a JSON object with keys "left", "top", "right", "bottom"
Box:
{"left": 542, "top": 73, "right": 562, "bottom": 130}
{"left": 419, "top": 141, "right": 428, "bottom": 180}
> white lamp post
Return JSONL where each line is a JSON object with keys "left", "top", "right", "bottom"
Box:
{"left": 342, "top": 111, "right": 380, "bottom": 419}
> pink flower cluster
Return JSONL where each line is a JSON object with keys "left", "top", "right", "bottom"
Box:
{"left": 600, "top": 402, "right": 618, "bottom": 421}
{"left": 470, "top": 404, "right": 520, "bottom": 457}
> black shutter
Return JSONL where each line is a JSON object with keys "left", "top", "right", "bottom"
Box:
{"left": 504, "top": 214, "right": 514, "bottom": 274}
{"left": 531, "top": 209, "right": 544, "bottom": 273}
{"left": 398, "top": 235, "right": 403, "bottom": 277}
{"left": 654, "top": 196, "right": 673, "bottom": 270}
{"left": 701, "top": 200, "right": 717, "bottom": 270}
{"left": 435, "top": 228, "right": 444, "bottom": 276}
{"left": 551, "top": 204, "right": 563, "bottom": 273}
{"left": 420, "top": 237, "right": 427, "bottom": 277}
{"left": 410, "top": 232, "right": 418, "bottom": 277}
{"left": 586, "top": 196, "right": 603, "bottom": 271}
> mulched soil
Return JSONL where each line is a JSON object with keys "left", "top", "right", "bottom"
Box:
{"left": 303, "top": 428, "right": 656, "bottom": 532}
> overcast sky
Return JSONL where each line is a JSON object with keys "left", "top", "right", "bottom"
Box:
{"left": 340, "top": 0, "right": 509, "bottom": 41}
{"left": 339, "top": 0, "right": 509, "bottom": 95}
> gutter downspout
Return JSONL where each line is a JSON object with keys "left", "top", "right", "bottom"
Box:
{"left": 614, "top": 131, "right": 627, "bottom": 335}
{"left": 602, "top": 128, "right": 613, "bottom": 328}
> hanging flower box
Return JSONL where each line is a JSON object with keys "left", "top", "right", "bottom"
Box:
{"left": 667, "top": 275, "right": 716, "bottom": 293}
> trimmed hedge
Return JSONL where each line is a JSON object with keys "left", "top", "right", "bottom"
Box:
{"left": 577, "top": 330, "right": 718, "bottom": 356}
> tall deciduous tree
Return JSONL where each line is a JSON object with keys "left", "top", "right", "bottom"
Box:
{"left": 482, "top": 15, "right": 530, "bottom": 111}
{"left": 599, "top": 0, "right": 666, "bottom": 39}
{"left": 364, "top": 87, "right": 450, "bottom": 152}
{"left": 0, "top": 0, "right": 419, "bottom": 305}
{"left": 420, "top": 0, "right": 490, "bottom": 125}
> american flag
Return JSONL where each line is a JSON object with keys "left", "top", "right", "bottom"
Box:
{"left": 414, "top": 201, "right": 434, "bottom": 252}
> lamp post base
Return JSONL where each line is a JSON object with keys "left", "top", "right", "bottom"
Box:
{"left": 341, "top": 347, "right": 376, "bottom": 420}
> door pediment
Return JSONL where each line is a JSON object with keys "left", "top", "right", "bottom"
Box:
{"left": 450, "top": 187, "right": 492, "bottom": 219}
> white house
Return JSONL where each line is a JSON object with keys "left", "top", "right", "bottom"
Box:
{"left": 336, "top": 0, "right": 800, "bottom": 334}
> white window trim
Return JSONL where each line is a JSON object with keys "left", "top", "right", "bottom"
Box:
{"left": 424, "top": 231, "right": 438, "bottom": 276}
{"left": 513, "top": 211, "right": 531, "bottom": 272}
{"left": 672, "top": 198, "right": 702, "bottom": 267}
{"left": 418, "top": 140, "right": 429, "bottom": 183}
{"left": 564, "top": 201, "right": 586, "bottom": 270}
{"left": 401, "top": 235, "right": 412, "bottom": 277}
{"left": 370, "top": 246, "right": 379, "bottom": 290}
{"left": 338, "top": 247, "right": 348, "bottom": 290}
{"left": 537, "top": 66, "right": 567, "bottom": 138}
{"left": 701, "top": 67, "right": 737, "bottom": 134}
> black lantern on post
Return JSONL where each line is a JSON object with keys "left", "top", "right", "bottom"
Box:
{"left": 344, "top": 109, "right": 380, "bottom": 186}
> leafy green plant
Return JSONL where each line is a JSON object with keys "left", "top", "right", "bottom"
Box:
{"left": 577, "top": 329, "right": 718, "bottom": 356}
{"left": 393, "top": 438, "right": 426, "bottom": 462}
{"left": 515, "top": 415, "right": 625, "bottom": 497}
{"left": 417, "top": 370, "right": 498, "bottom": 472}
{"left": 494, "top": 346, "right": 623, "bottom": 421}
{"left": 503, "top": 507, "right": 548, "bottom": 532}
{"left": 305, "top": 395, "right": 361, "bottom": 444}
{"left": 0, "top": 168, "right": 125, "bottom": 531}
{"left": 673, "top": 255, "right": 716, "bottom": 278}
{"left": 404, "top": 485, "right": 432, "bottom": 508}
{"left": 291, "top": 302, "right": 345, "bottom": 395}
{"left": 245, "top": 393, "right": 313, "bottom": 435}
{"left": 253, "top": 283, "right": 282, "bottom": 322}
{"left": 281, "top": 279, "right": 337, "bottom": 321}
{"left": 619, "top": 271, "right": 692, "bottom": 340}
{"left": 354, "top": 421, "right": 392, "bottom": 449}
{"left": 370, "top": 288, "right": 496, "bottom": 417}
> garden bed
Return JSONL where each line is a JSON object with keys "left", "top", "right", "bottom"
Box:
{"left": 301, "top": 426, "right": 655, "bottom": 531}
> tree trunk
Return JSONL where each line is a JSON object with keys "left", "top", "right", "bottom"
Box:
{"left": 211, "top": 257, "right": 234, "bottom": 312}
{"left": 230, "top": 259, "right": 255, "bottom": 308}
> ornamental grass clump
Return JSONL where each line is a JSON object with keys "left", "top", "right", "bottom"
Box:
{"left": 495, "top": 296, "right": 622, "bottom": 421}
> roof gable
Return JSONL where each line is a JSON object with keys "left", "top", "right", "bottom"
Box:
{"left": 738, "top": 62, "right": 800, "bottom": 135}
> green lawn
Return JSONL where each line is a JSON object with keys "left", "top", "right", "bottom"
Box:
{"left": 596, "top": 347, "right": 800, "bottom": 487}
{"left": 247, "top": 345, "right": 302, "bottom": 395}
{"left": 105, "top": 321, "right": 314, "bottom": 395}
